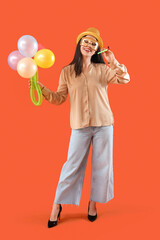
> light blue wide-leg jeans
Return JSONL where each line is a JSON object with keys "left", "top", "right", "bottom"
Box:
{"left": 53, "top": 125, "right": 114, "bottom": 206}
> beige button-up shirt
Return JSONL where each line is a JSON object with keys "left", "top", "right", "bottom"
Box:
{"left": 41, "top": 58, "right": 130, "bottom": 129}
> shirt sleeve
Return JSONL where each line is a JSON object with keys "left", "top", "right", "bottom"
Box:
{"left": 102, "top": 58, "right": 130, "bottom": 84}
{"left": 41, "top": 68, "right": 68, "bottom": 105}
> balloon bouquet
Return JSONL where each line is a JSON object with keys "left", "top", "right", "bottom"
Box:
{"left": 8, "top": 35, "right": 55, "bottom": 106}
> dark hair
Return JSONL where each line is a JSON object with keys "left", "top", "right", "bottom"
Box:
{"left": 66, "top": 36, "right": 106, "bottom": 77}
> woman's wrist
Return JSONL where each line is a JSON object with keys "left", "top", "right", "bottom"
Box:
{"left": 37, "top": 81, "right": 45, "bottom": 90}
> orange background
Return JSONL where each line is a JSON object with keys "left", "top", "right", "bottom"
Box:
{"left": 0, "top": 0, "right": 159, "bottom": 239}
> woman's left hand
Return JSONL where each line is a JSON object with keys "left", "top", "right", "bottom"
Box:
{"left": 101, "top": 48, "right": 115, "bottom": 63}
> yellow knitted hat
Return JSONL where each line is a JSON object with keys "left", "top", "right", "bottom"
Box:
{"left": 76, "top": 27, "right": 103, "bottom": 49}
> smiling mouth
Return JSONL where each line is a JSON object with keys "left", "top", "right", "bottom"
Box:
{"left": 84, "top": 48, "right": 92, "bottom": 52}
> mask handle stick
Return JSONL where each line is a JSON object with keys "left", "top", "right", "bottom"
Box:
{"left": 97, "top": 46, "right": 110, "bottom": 54}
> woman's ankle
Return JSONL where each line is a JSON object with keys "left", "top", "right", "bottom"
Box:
{"left": 54, "top": 203, "right": 60, "bottom": 208}
{"left": 89, "top": 200, "right": 96, "bottom": 206}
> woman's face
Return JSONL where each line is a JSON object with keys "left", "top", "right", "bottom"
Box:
{"left": 80, "top": 35, "right": 98, "bottom": 57}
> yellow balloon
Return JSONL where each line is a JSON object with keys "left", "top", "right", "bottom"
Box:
{"left": 17, "top": 57, "right": 37, "bottom": 78}
{"left": 34, "top": 49, "right": 55, "bottom": 68}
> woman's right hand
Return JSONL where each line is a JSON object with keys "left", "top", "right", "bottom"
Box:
{"left": 28, "top": 80, "right": 44, "bottom": 90}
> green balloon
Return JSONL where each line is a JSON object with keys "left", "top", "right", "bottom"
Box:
{"left": 30, "top": 69, "right": 42, "bottom": 106}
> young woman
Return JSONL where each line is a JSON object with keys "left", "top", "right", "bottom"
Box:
{"left": 36, "top": 27, "right": 130, "bottom": 227}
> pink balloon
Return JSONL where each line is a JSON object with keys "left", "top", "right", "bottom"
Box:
{"left": 31, "top": 44, "right": 45, "bottom": 58}
{"left": 38, "top": 43, "right": 45, "bottom": 51}
{"left": 8, "top": 50, "right": 24, "bottom": 71}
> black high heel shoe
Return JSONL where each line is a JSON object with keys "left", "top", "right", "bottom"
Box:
{"left": 48, "top": 204, "right": 62, "bottom": 228}
{"left": 88, "top": 201, "right": 97, "bottom": 222}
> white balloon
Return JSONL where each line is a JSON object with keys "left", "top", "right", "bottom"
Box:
{"left": 17, "top": 35, "right": 38, "bottom": 57}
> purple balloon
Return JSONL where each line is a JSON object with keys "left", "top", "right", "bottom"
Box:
{"left": 17, "top": 35, "right": 38, "bottom": 57}
{"left": 7, "top": 50, "right": 24, "bottom": 71}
